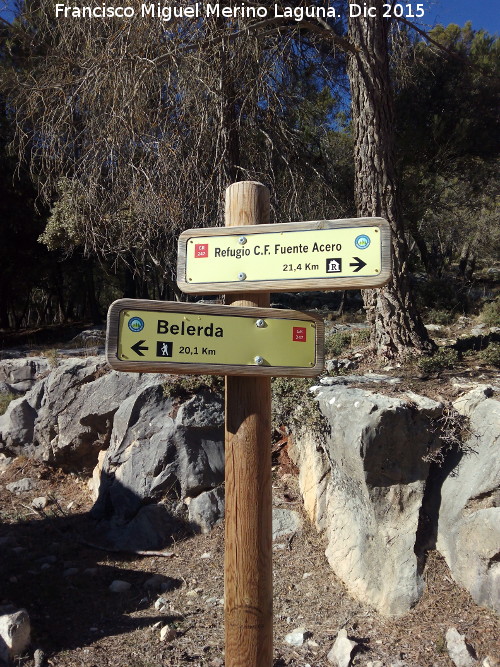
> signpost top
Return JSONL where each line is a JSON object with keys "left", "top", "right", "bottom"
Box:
{"left": 177, "top": 217, "right": 391, "bottom": 294}
{"left": 106, "top": 299, "right": 324, "bottom": 377}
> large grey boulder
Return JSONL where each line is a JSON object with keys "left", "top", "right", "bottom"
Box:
{"left": 0, "top": 357, "right": 163, "bottom": 468}
{"left": 91, "top": 384, "right": 224, "bottom": 548}
{"left": 0, "top": 397, "right": 38, "bottom": 452}
{"left": 0, "top": 357, "right": 50, "bottom": 394}
{"left": 436, "top": 388, "right": 500, "bottom": 614}
{"left": 289, "top": 386, "right": 443, "bottom": 617}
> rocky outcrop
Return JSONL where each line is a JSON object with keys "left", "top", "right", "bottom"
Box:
{"left": 0, "top": 357, "right": 50, "bottom": 394}
{"left": 0, "top": 357, "right": 164, "bottom": 468}
{"left": 1, "top": 349, "right": 499, "bottom": 613}
{"left": 90, "top": 384, "right": 224, "bottom": 549}
{"left": 0, "top": 357, "right": 226, "bottom": 544}
{"left": 436, "top": 387, "right": 500, "bottom": 614}
{"left": 289, "top": 385, "right": 443, "bottom": 617}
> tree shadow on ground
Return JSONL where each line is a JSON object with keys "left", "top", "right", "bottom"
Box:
{"left": 0, "top": 478, "right": 198, "bottom": 660}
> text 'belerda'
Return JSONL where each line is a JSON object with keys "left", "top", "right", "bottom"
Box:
{"left": 157, "top": 320, "right": 224, "bottom": 337}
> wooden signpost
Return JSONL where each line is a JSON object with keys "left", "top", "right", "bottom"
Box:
{"left": 106, "top": 180, "right": 391, "bottom": 667}
{"left": 177, "top": 217, "right": 391, "bottom": 294}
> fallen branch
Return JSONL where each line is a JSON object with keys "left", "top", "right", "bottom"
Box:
{"left": 76, "top": 537, "right": 176, "bottom": 558}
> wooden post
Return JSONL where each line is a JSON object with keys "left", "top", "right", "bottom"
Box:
{"left": 224, "top": 181, "right": 273, "bottom": 667}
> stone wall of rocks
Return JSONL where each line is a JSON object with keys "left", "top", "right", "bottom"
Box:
{"left": 289, "top": 382, "right": 500, "bottom": 617}
{"left": 1, "top": 354, "right": 499, "bottom": 617}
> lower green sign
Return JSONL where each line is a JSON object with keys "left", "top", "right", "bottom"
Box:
{"left": 106, "top": 299, "right": 324, "bottom": 377}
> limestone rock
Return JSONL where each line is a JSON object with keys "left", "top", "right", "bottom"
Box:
{"left": 0, "top": 397, "right": 39, "bottom": 452}
{"left": 32, "top": 497, "right": 48, "bottom": 510}
{"left": 34, "top": 648, "right": 45, "bottom": 667}
{"left": 0, "top": 357, "right": 163, "bottom": 467}
{"left": 69, "top": 329, "right": 106, "bottom": 347}
{"left": 327, "top": 629, "right": 357, "bottom": 667}
{"left": 0, "top": 357, "right": 49, "bottom": 394}
{"left": 272, "top": 508, "right": 303, "bottom": 540}
{"left": 290, "top": 386, "right": 442, "bottom": 616}
{"left": 452, "top": 385, "right": 494, "bottom": 417}
{"left": 446, "top": 628, "right": 477, "bottom": 667}
{"left": 154, "top": 597, "right": 168, "bottom": 611}
{"left": 97, "top": 504, "right": 182, "bottom": 552}
{"left": 188, "top": 487, "right": 225, "bottom": 534}
{"left": 0, "top": 607, "right": 31, "bottom": 662}
{"left": 0, "top": 454, "right": 12, "bottom": 470}
{"left": 159, "top": 625, "right": 176, "bottom": 642}
{"left": 402, "top": 392, "right": 444, "bottom": 418}
{"left": 284, "top": 627, "right": 310, "bottom": 646}
{"left": 33, "top": 358, "right": 158, "bottom": 467}
{"left": 109, "top": 580, "right": 131, "bottom": 593}
{"left": 91, "top": 386, "right": 224, "bottom": 549}
{"left": 88, "top": 449, "right": 107, "bottom": 501}
{"left": 6, "top": 478, "right": 35, "bottom": 494}
{"left": 436, "top": 391, "right": 500, "bottom": 614}
{"left": 143, "top": 575, "right": 175, "bottom": 594}
{"left": 0, "top": 381, "right": 13, "bottom": 395}
{"left": 319, "top": 374, "right": 402, "bottom": 386}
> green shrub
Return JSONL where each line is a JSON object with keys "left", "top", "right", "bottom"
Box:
{"left": 43, "top": 348, "right": 60, "bottom": 368}
{"left": 162, "top": 375, "right": 224, "bottom": 400}
{"left": 325, "top": 328, "right": 370, "bottom": 357}
{"left": 0, "top": 392, "right": 17, "bottom": 416}
{"left": 417, "top": 347, "right": 460, "bottom": 374}
{"left": 351, "top": 328, "right": 371, "bottom": 346}
{"left": 480, "top": 343, "right": 500, "bottom": 367}
{"left": 325, "top": 331, "right": 351, "bottom": 357}
{"left": 424, "top": 309, "right": 456, "bottom": 326}
{"left": 480, "top": 299, "right": 500, "bottom": 326}
{"left": 162, "top": 375, "right": 326, "bottom": 442}
{"left": 416, "top": 277, "right": 466, "bottom": 313}
{"left": 271, "top": 377, "right": 326, "bottom": 440}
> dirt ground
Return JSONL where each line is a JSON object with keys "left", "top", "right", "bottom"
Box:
{"left": 1, "top": 454, "right": 499, "bottom": 667}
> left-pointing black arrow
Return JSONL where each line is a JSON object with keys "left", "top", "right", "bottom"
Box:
{"left": 131, "top": 340, "right": 148, "bottom": 356}
{"left": 349, "top": 257, "right": 367, "bottom": 272}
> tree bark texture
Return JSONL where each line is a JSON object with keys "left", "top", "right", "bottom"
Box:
{"left": 347, "top": 1, "right": 434, "bottom": 358}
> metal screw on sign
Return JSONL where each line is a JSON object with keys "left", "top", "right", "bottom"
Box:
{"left": 254, "top": 356, "right": 264, "bottom": 365}
{"left": 255, "top": 319, "right": 265, "bottom": 328}
{"left": 238, "top": 236, "right": 247, "bottom": 244}
{"left": 238, "top": 272, "right": 247, "bottom": 281}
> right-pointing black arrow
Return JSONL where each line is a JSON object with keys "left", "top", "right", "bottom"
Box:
{"left": 350, "top": 257, "right": 367, "bottom": 272}
{"left": 131, "top": 340, "right": 148, "bottom": 356}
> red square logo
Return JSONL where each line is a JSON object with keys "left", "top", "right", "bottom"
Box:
{"left": 195, "top": 243, "right": 209, "bottom": 258}
{"left": 293, "top": 327, "right": 307, "bottom": 342}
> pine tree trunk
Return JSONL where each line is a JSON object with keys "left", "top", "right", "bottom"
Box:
{"left": 347, "top": 1, "right": 434, "bottom": 358}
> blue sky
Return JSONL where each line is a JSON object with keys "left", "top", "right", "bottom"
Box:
{"left": 425, "top": 0, "right": 499, "bottom": 34}
{"left": 1, "top": 1, "right": 498, "bottom": 34}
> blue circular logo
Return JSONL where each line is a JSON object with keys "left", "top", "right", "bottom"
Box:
{"left": 128, "top": 316, "right": 144, "bottom": 333}
{"left": 355, "top": 234, "right": 371, "bottom": 250}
